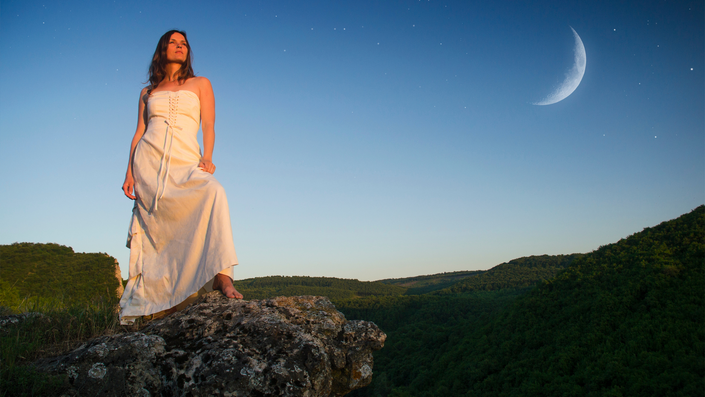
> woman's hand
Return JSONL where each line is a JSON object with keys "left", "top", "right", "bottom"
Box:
{"left": 122, "top": 173, "right": 137, "bottom": 200}
{"left": 199, "top": 158, "right": 216, "bottom": 174}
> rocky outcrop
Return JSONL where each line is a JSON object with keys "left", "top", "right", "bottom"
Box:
{"left": 35, "top": 293, "right": 386, "bottom": 396}
{"left": 0, "top": 312, "right": 44, "bottom": 330}
{"left": 114, "top": 259, "right": 124, "bottom": 298}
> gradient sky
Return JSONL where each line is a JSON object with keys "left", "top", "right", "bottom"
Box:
{"left": 1, "top": 0, "right": 703, "bottom": 281}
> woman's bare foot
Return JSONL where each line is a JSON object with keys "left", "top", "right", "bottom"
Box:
{"left": 213, "top": 273, "right": 243, "bottom": 299}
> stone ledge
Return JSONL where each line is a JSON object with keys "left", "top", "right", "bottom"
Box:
{"left": 35, "top": 293, "right": 386, "bottom": 397}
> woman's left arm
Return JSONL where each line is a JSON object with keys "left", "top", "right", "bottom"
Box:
{"left": 198, "top": 77, "right": 217, "bottom": 174}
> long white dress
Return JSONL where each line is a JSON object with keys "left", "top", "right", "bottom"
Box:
{"left": 119, "top": 90, "right": 238, "bottom": 324}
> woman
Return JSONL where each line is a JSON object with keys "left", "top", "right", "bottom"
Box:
{"left": 120, "top": 30, "right": 242, "bottom": 324}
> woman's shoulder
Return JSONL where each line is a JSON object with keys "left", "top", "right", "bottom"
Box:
{"left": 190, "top": 76, "right": 212, "bottom": 90}
{"left": 189, "top": 77, "right": 213, "bottom": 99}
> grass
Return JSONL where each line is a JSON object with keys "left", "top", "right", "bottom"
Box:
{"left": 0, "top": 296, "right": 125, "bottom": 397}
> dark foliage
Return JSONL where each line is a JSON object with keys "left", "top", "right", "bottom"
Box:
{"left": 378, "top": 270, "right": 485, "bottom": 295}
{"left": 232, "top": 275, "right": 407, "bottom": 301}
{"left": 437, "top": 254, "right": 582, "bottom": 294}
{"left": 337, "top": 290, "right": 526, "bottom": 397}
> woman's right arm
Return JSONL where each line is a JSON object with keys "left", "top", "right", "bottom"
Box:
{"left": 122, "top": 88, "right": 149, "bottom": 200}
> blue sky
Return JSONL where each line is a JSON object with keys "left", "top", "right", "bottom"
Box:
{"left": 1, "top": 0, "right": 702, "bottom": 281}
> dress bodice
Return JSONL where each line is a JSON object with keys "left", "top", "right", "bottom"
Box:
{"left": 147, "top": 90, "right": 201, "bottom": 133}
{"left": 137, "top": 90, "right": 203, "bottom": 213}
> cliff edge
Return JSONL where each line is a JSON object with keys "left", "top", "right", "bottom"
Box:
{"left": 35, "top": 293, "right": 386, "bottom": 396}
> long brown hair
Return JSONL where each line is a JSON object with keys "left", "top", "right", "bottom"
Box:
{"left": 147, "top": 30, "right": 195, "bottom": 92}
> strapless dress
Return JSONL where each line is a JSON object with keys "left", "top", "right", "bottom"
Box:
{"left": 119, "top": 90, "right": 238, "bottom": 324}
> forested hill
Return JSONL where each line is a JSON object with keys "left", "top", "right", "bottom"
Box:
{"left": 377, "top": 270, "right": 485, "bottom": 295}
{"left": 0, "top": 243, "right": 121, "bottom": 311}
{"left": 345, "top": 206, "right": 704, "bottom": 396}
{"left": 232, "top": 275, "right": 406, "bottom": 301}
{"left": 436, "top": 253, "right": 583, "bottom": 294}
{"left": 233, "top": 254, "right": 580, "bottom": 300}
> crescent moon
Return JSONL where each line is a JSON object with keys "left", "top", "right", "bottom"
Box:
{"left": 533, "top": 27, "right": 587, "bottom": 106}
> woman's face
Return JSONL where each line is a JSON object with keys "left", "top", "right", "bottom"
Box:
{"left": 166, "top": 32, "right": 188, "bottom": 63}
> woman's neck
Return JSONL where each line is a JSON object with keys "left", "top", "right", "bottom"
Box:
{"left": 164, "top": 63, "right": 182, "bottom": 83}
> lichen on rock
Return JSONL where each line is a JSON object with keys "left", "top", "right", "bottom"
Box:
{"left": 34, "top": 293, "right": 386, "bottom": 396}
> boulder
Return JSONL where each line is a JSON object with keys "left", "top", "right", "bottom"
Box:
{"left": 114, "top": 259, "right": 124, "bottom": 299}
{"left": 35, "top": 293, "right": 386, "bottom": 396}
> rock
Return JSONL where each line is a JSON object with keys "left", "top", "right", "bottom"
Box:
{"left": 0, "top": 312, "right": 44, "bottom": 331}
{"left": 114, "top": 259, "right": 124, "bottom": 299}
{"left": 34, "top": 293, "right": 386, "bottom": 396}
